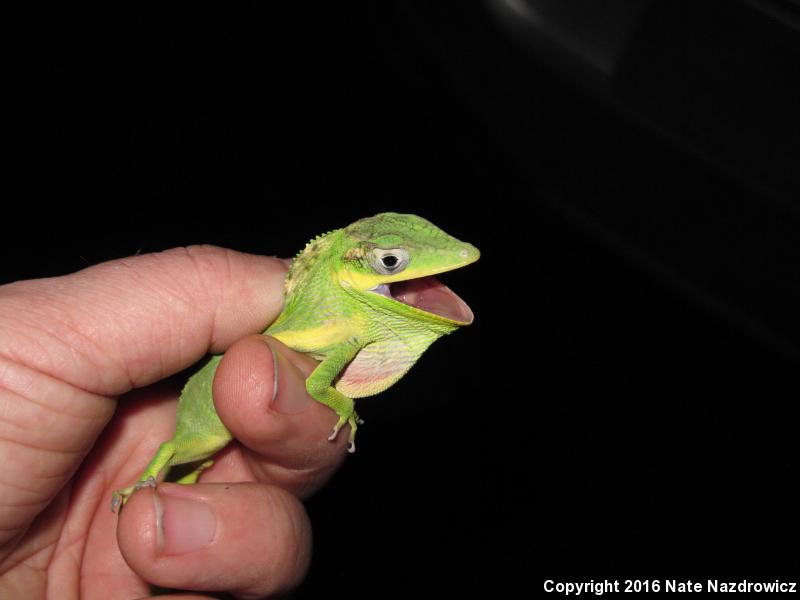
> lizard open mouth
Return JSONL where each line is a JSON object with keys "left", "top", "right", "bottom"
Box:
{"left": 368, "top": 277, "right": 474, "bottom": 324}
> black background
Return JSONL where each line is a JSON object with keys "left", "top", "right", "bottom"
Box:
{"left": 4, "top": 1, "right": 797, "bottom": 597}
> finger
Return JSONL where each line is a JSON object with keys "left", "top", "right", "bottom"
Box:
{"left": 213, "top": 335, "right": 349, "bottom": 497}
{"left": 0, "top": 248, "right": 286, "bottom": 544}
{"left": 117, "top": 482, "right": 311, "bottom": 599}
{"left": 0, "top": 246, "right": 287, "bottom": 397}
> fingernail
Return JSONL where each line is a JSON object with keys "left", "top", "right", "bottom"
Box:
{"left": 266, "top": 340, "right": 313, "bottom": 414}
{"left": 155, "top": 488, "right": 217, "bottom": 555}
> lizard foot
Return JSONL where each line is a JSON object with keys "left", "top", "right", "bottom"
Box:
{"left": 327, "top": 411, "right": 361, "bottom": 453}
{"left": 110, "top": 475, "right": 157, "bottom": 513}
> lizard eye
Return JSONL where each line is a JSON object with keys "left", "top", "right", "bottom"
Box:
{"left": 369, "top": 248, "right": 410, "bottom": 275}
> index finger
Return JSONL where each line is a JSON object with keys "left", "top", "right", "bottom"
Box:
{"left": 0, "top": 245, "right": 288, "bottom": 396}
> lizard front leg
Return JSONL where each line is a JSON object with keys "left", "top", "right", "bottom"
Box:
{"left": 305, "top": 342, "right": 363, "bottom": 453}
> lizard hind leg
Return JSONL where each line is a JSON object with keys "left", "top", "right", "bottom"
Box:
{"left": 110, "top": 440, "right": 176, "bottom": 513}
{"left": 175, "top": 459, "right": 214, "bottom": 484}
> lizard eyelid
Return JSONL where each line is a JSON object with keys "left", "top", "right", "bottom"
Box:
{"left": 370, "top": 248, "right": 410, "bottom": 275}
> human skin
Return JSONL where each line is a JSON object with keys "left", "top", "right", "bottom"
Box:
{"left": 0, "top": 246, "right": 350, "bottom": 599}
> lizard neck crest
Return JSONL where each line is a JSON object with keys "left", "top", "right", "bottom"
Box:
{"left": 284, "top": 228, "right": 340, "bottom": 296}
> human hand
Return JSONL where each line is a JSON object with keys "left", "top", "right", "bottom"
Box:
{"left": 0, "top": 246, "right": 350, "bottom": 598}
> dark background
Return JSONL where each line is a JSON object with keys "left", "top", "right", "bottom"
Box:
{"left": 4, "top": 1, "right": 798, "bottom": 596}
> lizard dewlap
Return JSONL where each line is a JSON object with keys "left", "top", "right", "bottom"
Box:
{"left": 112, "top": 213, "right": 479, "bottom": 512}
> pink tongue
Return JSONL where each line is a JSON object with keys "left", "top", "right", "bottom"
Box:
{"left": 391, "top": 277, "right": 474, "bottom": 323}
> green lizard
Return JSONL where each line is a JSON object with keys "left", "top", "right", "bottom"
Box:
{"left": 111, "top": 213, "right": 479, "bottom": 512}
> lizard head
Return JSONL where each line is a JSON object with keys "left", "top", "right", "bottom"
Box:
{"left": 337, "top": 213, "right": 480, "bottom": 326}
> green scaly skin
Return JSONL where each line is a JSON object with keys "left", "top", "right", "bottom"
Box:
{"left": 111, "top": 213, "right": 479, "bottom": 512}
